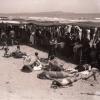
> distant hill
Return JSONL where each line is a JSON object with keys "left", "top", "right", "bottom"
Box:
{"left": 0, "top": 11, "right": 100, "bottom": 19}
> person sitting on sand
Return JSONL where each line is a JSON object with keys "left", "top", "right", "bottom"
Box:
{"left": 3, "top": 44, "right": 11, "bottom": 57}
{"left": 22, "top": 54, "right": 34, "bottom": 72}
{"left": 33, "top": 52, "right": 42, "bottom": 71}
{"left": 22, "top": 52, "right": 42, "bottom": 72}
{"left": 11, "top": 43, "right": 26, "bottom": 58}
{"left": 45, "top": 55, "right": 64, "bottom": 71}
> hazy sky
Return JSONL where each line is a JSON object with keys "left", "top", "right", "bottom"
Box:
{"left": 0, "top": 0, "right": 100, "bottom": 13}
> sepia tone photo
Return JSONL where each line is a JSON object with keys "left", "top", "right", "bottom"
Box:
{"left": 0, "top": 0, "right": 100, "bottom": 100}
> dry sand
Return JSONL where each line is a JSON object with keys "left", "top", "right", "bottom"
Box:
{"left": 0, "top": 45, "right": 100, "bottom": 100}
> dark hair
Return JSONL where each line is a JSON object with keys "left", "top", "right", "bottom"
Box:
{"left": 50, "top": 55, "right": 55, "bottom": 60}
{"left": 35, "top": 52, "right": 38, "bottom": 56}
{"left": 17, "top": 45, "right": 20, "bottom": 49}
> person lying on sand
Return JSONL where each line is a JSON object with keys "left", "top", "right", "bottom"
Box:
{"left": 51, "top": 67, "right": 99, "bottom": 88}
{"left": 37, "top": 70, "right": 77, "bottom": 80}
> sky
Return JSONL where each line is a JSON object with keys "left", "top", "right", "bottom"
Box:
{"left": 0, "top": 0, "right": 100, "bottom": 13}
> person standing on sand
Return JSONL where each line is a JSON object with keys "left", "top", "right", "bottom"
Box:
{"left": 48, "top": 38, "right": 57, "bottom": 59}
{"left": 1, "top": 31, "right": 7, "bottom": 49}
{"left": 9, "top": 30, "right": 15, "bottom": 45}
{"left": 30, "top": 31, "right": 35, "bottom": 46}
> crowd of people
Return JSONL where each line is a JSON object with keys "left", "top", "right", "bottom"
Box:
{"left": 29, "top": 24, "right": 100, "bottom": 70}
{"left": 0, "top": 22, "right": 100, "bottom": 88}
{"left": 1, "top": 22, "right": 100, "bottom": 68}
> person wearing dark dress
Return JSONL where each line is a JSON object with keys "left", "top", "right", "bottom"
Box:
{"left": 1, "top": 31, "right": 7, "bottom": 49}
{"left": 48, "top": 38, "right": 57, "bottom": 59}
{"left": 96, "top": 38, "right": 100, "bottom": 69}
{"left": 80, "top": 37, "right": 90, "bottom": 64}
